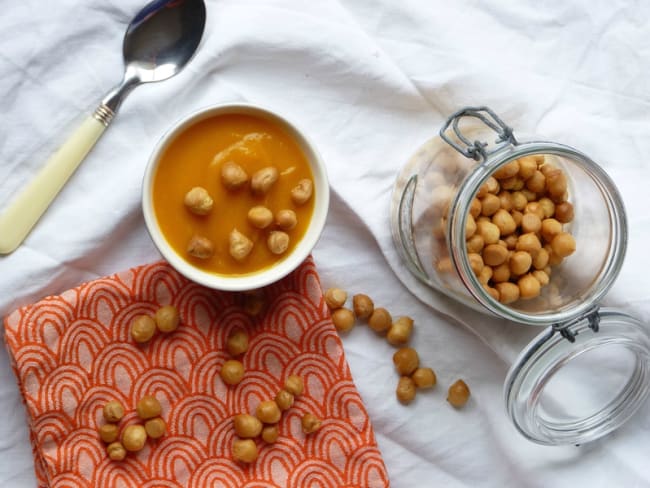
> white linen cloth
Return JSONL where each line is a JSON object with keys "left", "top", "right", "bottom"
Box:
{"left": 2, "top": 0, "right": 650, "bottom": 486}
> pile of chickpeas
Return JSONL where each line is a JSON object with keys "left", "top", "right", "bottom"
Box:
{"left": 325, "top": 288, "right": 470, "bottom": 409}
{"left": 231, "top": 374, "right": 322, "bottom": 464}
{"left": 184, "top": 163, "right": 313, "bottom": 261}
{"left": 450, "top": 155, "right": 576, "bottom": 304}
{"left": 130, "top": 305, "right": 180, "bottom": 344}
{"left": 99, "top": 396, "right": 166, "bottom": 461}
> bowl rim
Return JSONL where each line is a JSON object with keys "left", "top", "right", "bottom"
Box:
{"left": 142, "top": 102, "right": 330, "bottom": 291}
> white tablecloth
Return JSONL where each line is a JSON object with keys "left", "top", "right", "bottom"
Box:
{"left": 2, "top": 1, "right": 650, "bottom": 486}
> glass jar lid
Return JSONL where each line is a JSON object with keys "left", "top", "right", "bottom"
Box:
{"left": 505, "top": 307, "right": 650, "bottom": 445}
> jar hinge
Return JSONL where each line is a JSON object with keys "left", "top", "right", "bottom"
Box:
{"left": 439, "top": 106, "right": 518, "bottom": 162}
{"left": 551, "top": 307, "right": 601, "bottom": 343}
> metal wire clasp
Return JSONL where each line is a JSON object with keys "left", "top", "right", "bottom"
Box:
{"left": 552, "top": 307, "right": 601, "bottom": 343}
{"left": 439, "top": 106, "right": 518, "bottom": 162}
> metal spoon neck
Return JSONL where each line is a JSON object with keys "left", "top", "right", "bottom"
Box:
{"left": 95, "top": 73, "right": 141, "bottom": 126}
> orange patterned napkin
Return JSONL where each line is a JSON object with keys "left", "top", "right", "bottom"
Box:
{"left": 4, "top": 258, "right": 389, "bottom": 488}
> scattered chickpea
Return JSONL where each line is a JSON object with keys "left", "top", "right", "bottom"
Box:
{"left": 251, "top": 166, "right": 279, "bottom": 195}
{"left": 226, "top": 328, "right": 249, "bottom": 357}
{"left": 447, "top": 379, "right": 471, "bottom": 408}
{"left": 130, "top": 314, "right": 156, "bottom": 344}
{"left": 267, "top": 231, "right": 290, "bottom": 255}
{"left": 221, "top": 161, "right": 249, "bottom": 191}
{"left": 187, "top": 234, "right": 214, "bottom": 259}
{"left": 121, "top": 425, "right": 147, "bottom": 452}
{"left": 229, "top": 229, "right": 254, "bottom": 261}
{"left": 99, "top": 424, "right": 120, "bottom": 443}
{"left": 396, "top": 376, "right": 417, "bottom": 404}
{"left": 247, "top": 206, "right": 274, "bottom": 229}
{"left": 107, "top": 442, "right": 127, "bottom": 461}
{"left": 276, "top": 209, "right": 297, "bottom": 230}
{"left": 352, "top": 294, "right": 374, "bottom": 319}
{"left": 284, "top": 375, "right": 304, "bottom": 396}
{"left": 103, "top": 400, "right": 125, "bottom": 423}
{"left": 393, "top": 347, "right": 419, "bottom": 375}
{"left": 332, "top": 308, "right": 355, "bottom": 332}
{"left": 291, "top": 178, "right": 314, "bottom": 205}
{"left": 301, "top": 413, "right": 322, "bottom": 434}
{"left": 518, "top": 274, "right": 541, "bottom": 299}
{"left": 242, "top": 290, "right": 266, "bottom": 317}
{"left": 412, "top": 367, "right": 436, "bottom": 389}
{"left": 145, "top": 417, "right": 166, "bottom": 439}
{"left": 325, "top": 288, "right": 347, "bottom": 310}
{"left": 387, "top": 316, "right": 414, "bottom": 345}
{"left": 551, "top": 232, "right": 576, "bottom": 258}
{"left": 275, "top": 390, "right": 294, "bottom": 411}
{"left": 221, "top": 360, "right": 245, "bottom": 386}
{"left": 256, "top": 400, "right": 282, "bottom": 424}
{"left": 368, "top": 307, "right": 392, "bottom": 333}
{"left": 155, "top": 305, "right": 179, "bottom": 333}
{"left": 232, "top": 439, "right": 258, "bottom": 463}
{"left": 233, "top": 414, "right": 263, "bottom": 438}
{"left": 136, "top": 395, "right": 162, "bottom": 420}
{"left": 262, "top": 424, "right": 280, "bottom": 443}
{"left": 183, "top": 187, "right": 213, "bottom": 215}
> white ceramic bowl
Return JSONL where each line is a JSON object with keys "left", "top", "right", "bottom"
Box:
{"left": 142, "top": 103, "right": 329, "bottom": 291}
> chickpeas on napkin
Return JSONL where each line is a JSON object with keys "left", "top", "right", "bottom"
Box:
{"left": 4, "top": 258, "right": 388, "bottom": 488}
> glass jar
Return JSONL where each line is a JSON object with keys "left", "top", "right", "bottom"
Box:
{"left": 390, "top": 106, "right": 650, "bottom": 445}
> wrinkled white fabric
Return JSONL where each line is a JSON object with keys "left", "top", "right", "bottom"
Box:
{"left": 1, "top": 1, "right": 650, "bottom": 486}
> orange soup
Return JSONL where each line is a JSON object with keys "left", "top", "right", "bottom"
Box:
{"left": 152, "top": 113, "right": 315, "bottom": 276}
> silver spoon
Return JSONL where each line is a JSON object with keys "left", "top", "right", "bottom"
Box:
{"left": 0, "top": 0, "right": 206, "bottom": 254}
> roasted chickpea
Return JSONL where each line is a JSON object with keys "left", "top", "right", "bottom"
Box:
{"left": 256, "top": 400, "right": 281, "bottom": 424}
{"left": 521, "top": 189, "right": 537, "bottom": 202}
{"left": 233, "top": 414, "right": 263, "bottom": 438}
{"left": 411, "top": 367, "right": 436, "bottom": 388}
{"left": 548, "top": 250, "right": 564, "bottom": 266}
{"left": 521, "top": 213, "right": 542, "bottom": 234}
{"left": 229, "top": 229, "right": 254, "bottom": 261}
{"left": 518, "top": 273, "right": 541, "bottom": 299}
{"left": 554, "top": 201, "right": 574, "bottom": 223}
{"left": 477, "top": 221, "right": 500, "bottom": 245}
{"left": 524, "top": 202, "right": 545, "bottom": 220}
{"left": 495, "top": 282, "right": 520, "bottom": 304}
{"left": 509, "top": 251, "right": 532, "bottom": 276}
{"left": 482, "top": 244, "right": 508, "bottom": 267}
{"left": 447, "top": 379, "right": 470, "bottom": 408}
{"left": 497, "top": 191, "right": 513, "bottom": 211}
{"left": 131, "top": 315, "right": 156, "bottom": 344}
{"left": 483, "top": 284, "right": 500, "bottom": 301}
{"left": 526, "top": 170, "right": 546, "bottom": 193}
{"left": 267, "top": 231, "right": 290, "bottom": 255}
{"left": 247, "top": 206, "right": 274, "bottom": 229}
{"left": 301, "top": 413, "right": 322, "bottom": 434}
{"left": 393, "top": 347, "right": 419, "bottom": 375}
{"left": 500, "top": 176, "right": 524, "bottom": 191}
{"left": 221, "top": 161, "right": 249, "bottom": 190}
{"left": 284, "top": 375, "right": 304, "bottom": 396}
{"left": 368, "top": 307, "right": 392, "bottom": 333}
{"left": 232, "top": 439, "right": 258, "bottom": 463}
{"left": 491, "top": 263, "right": 510, "bottom": 283}
{"left": 468, "top": 252, "right": 484, "bottom": 275}
{"left": 332, "top": 308, "right": 355, "bottom": 332}
{"left": 551, "top": 232, "right": 576, "bottom": 258}
{"left": 387, "top": 316, "right": 414, "bottom": 345}
{"left": 532, "top": 248, "right": 549, "bottom": 270}
{"left": 155, "top": 305, "right": 179, "bottom": 333}
{"left": 325, "top": 288, "right": 347, "bottom": 310}
{"left": 480, "top": 194, "right": 501, "bottom": 217}
{"left": 545, "top": 169, "right": 567, "bottom": 198}
{"left": 184, "top": 186, "right": 213, "bottom": 215}
{"left": 251, "top": 166, "right": 279, "bottom": 195}
{"left": 511, "top": 210, "right": 523, "bottom": 227}
{"left": 187, "top": 234, "right": 214, "bottom": 259}
{"left": 532, "top": 269, "right": 550, "bottom": 286}
{"left": 136, "top": 395, "right": 162, "bottom": 420}
{"left": 516, "top": 232, "right": 542, "bottom": 255}
{"left": 145, "top": 417, "right": 166, "bottom": 439}
{"left": 539, "top": 162, "right": 558, "bottom": 177}
{"left": 540, "top": 218, "right": 563, "bottom": 243}
{"left": 538, "top": 197, "right": 555, "bottom": 218}
{"left": 465, "top": 213, "right": 477, "bottom": 238}
{"left": 122, "top": 425, "right": 147, "bottom": 452}
{"left": 517, "top": 156, "right": 538, "bottom": 180}
{"left": 276, "top": 209, "right": 297, "bottom": 230}
{"left": 492, "top": 209, "right": 517, "bottom": 236}
{"left": 107, "top": 442, "right": 127, "bottom": 461}
{"left": 226, "top": 328, "right": 249, "bottom": 356}
{"left": 477, "top": 265, "right": 493, "bottom": 285}
{"left": 221, "top": 360, "right": 245, "bottom": 385}
{"left": 470, "top": 197, "right": 482, "bottom": 218}
{"left": 494, "top": 160, "right": 520, "bottom": 179}
{"left": 503, "top": 234, "right": 518, "bottom": 250}
{"left": 511, "top": 191, "right": 527, "bottom": 211}
{"left": 103, "top": 400, "right": 125, "bottom": 423}
{"left": 99, "top": 423, "right": 120, "bottom": 443}
{"left": 466, "top": 234, "right": 485, "bottom": 254}
{"left": 291, "top": 178, "right": 314, "bottom": 205}
{"left": 275, "top": 389, "right": 294, "bottom": 411}
{"left": 262, "top": 424, "right": 280, "bottom": 443}
{"left": 485, "top": 176, "right": 500, "bottom": 194}
{"left": 352, "top": 295, "right": 377, "bottom": 318}
{"left": 396, "top": 376, "right": 417, "bottom": 404}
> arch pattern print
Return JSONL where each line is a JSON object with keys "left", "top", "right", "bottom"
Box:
{"left": 5, "top": 258, "right": 389, "bottom": 488}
